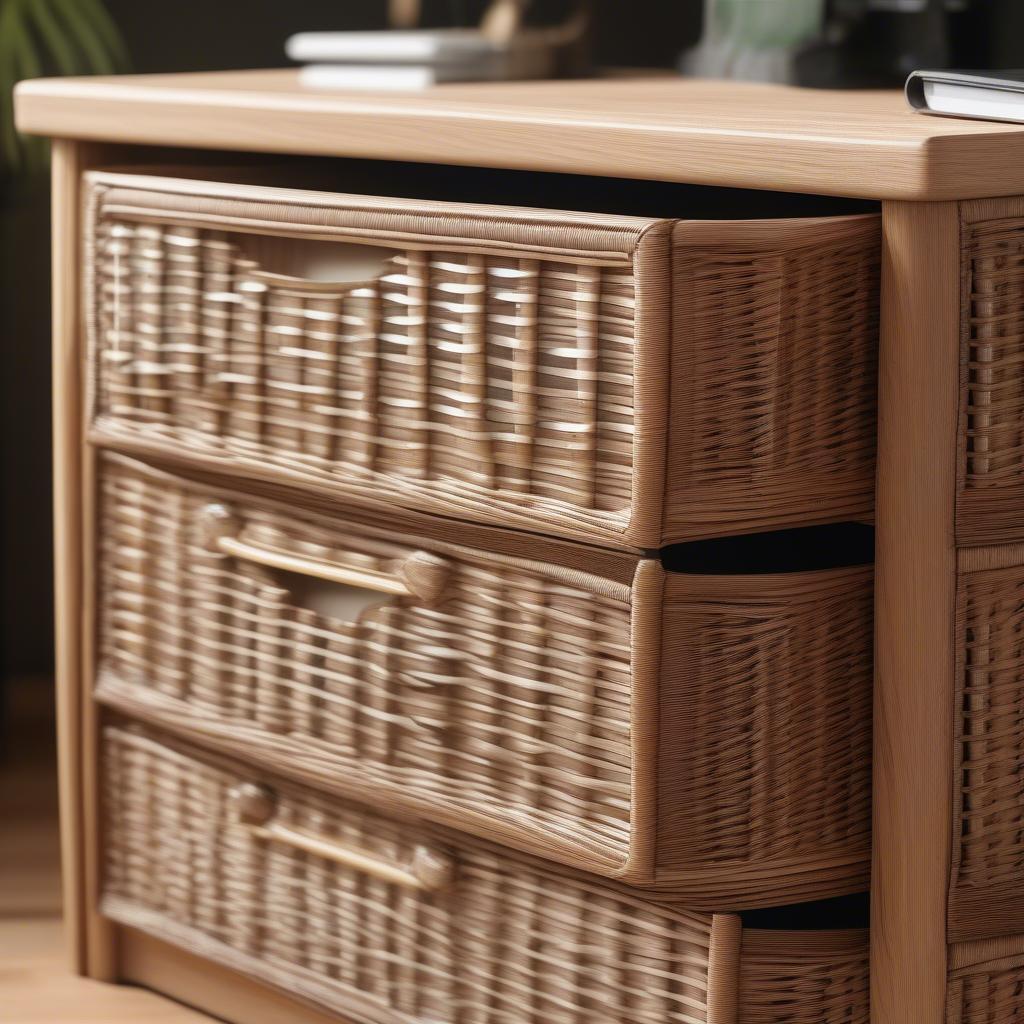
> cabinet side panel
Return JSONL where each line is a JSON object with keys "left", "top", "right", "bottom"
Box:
{"left": 957, "top": 196, "right": 1024, "bottom": 546}
{"left": 51, "top": 138, "right": 118, "bottom": 978}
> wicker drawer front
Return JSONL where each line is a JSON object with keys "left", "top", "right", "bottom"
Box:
{"left": 85, "top": 171, "right": 879, "bottom": 549}
{"left": 949, "top": 936, "right": 1024, "bottom": 1023}
{"left": 950, "top": 546, "right": 1024, "bottom": 941}
{"left": 958, "top": 199, "right": 1024, "bottom": 545}
{"left": 94, "top": 454, "right": 873, "bottom": 908}
{"left": 101, "top": 724, "right": 871, "bottom": 1024}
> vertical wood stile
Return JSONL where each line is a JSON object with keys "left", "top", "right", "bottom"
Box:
{"left": 52, "top": 140, "right": 121, "bottom": 977}
{"left": 708, "top": 917, "right": 741, "bottom": 1024}
{"left": 872, "top": 200, "right": 960, "bottom": 1024}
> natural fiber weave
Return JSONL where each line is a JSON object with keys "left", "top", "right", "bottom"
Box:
{"left": 84, "top": 172, "right": 880, "bottom": 549}
{"left": 101, "top": 724, "right": 871, "bottom": 1024}
{"left": 949, "top": 936, "right": 1024, "bottom": 1024}
{"left": 950, "top": 547, "right": 1024, "bottom": 940}
{"left": 94, "top": 453, "right": 873, "bottom": 908}
{"left": 958, "top": 201, "right": 1024, "bottom": 545}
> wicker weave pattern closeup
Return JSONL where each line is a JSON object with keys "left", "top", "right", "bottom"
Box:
{"left": 658, "top": 571, "right": 873, "bottom": 887}
{"left": 951, "top": 549, "right": 1024, "bottom": 940}
{"left": 84, "top": 172, "right": 880, "bottom": 548}
{"left": 949, "top": 937, "right": 1024, "bottom": 1024}
{"left": 959, "top": 204, "right": 1024, "bottom": 544}
{"left": 101, "top": 725, "right": 871, "bottom": 1024}
{"left": 96, "top": 454, "right": 634, "bottom": 875}
{"left": 737, "top": 931, "right": 870, "bottom": 1024}
{"left": 94, "top": 454, "right": 874, "bottom": 906}
{"left": 666, "top": 221, "right": 880, "bottom": 540}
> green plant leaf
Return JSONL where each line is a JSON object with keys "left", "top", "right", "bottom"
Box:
{"left": 29, "top": 0, "right": 82, "bottom": 77}
{"left": 74, "top": 0, "right": 128, "bottom": 68}
{"left": 0, "top": 0, "right": 129, "bottom": 172}
{"left": 10, "top": 3, "right": 48, "bottom": 172}
{"left": 0, "top": 1, "right": 28, "bottom": 169}
{"left": 48, "top": 0, "right": 117, "bottom": 75}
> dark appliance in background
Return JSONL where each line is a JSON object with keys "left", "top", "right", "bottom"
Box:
{"left": 797, "top": 0, "right": 1022, "bottom": 89}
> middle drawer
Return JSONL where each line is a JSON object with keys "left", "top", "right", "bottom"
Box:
{"left": 94, "top": 452, "right": 873, "bottom": 908}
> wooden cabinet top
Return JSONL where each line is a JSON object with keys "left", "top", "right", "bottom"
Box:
{"left": 16, "top": 68, "right": 1024, "bottom": 200}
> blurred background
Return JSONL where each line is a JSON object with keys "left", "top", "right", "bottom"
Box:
{"left": 4, "top": 0, "right": 1024, "bottom": 709}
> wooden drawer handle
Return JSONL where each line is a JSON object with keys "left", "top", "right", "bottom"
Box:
{"left": 228, "top": 783, "right": 455, "bottom": 891}
{"left": 200, "top": 503, "right": 449, "bottom": 603}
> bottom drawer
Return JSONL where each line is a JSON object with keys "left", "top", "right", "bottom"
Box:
{"left": 101, "top": 725, "right": 869, "bottom": 1024}
{"left": 949, "top": 936, "right": 1024, "bottom": 1023}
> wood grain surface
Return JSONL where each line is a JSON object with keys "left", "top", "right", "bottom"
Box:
{"left": 871, "top": 200, "right": 960, "bottom": 1024}
{"left": 17, "top": 70, "right": 1024, "bottom": 200}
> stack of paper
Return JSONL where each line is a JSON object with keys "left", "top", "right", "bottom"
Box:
{"left": 287, "top": 28, "right": 568, "bottom": 90}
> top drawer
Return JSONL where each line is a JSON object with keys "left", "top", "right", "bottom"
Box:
{"left": 84, "top": 172, "right": 880, "bottom": 549}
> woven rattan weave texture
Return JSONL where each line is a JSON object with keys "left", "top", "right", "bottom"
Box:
{"left": 950, "top": 547, "right": 1024, "bottom": 940}
{"left": 85, "top": 172, "right": 880, "bottom": 550}
{"left": 949, "top": 936, "right": 1024, "bottom": 1024}
{"left": 101, "top": 724, "right": 871, "bottom": 1024}
{"left": 959, "top": 199, "right": 1024, "bottom": 545}
{"left": 94, "top": 453, "right": 873, "bottom": 908}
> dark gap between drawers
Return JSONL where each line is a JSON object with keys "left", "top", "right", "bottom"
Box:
{"left": 740, "top": 891, "right": 870, "bottom": 930}
{"left": 99, "top": 147, "right": 880, "bottom": 220}
{"left": 660, "top": 522, "right": 875, "bottom": 575}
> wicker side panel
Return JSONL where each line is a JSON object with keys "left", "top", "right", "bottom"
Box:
{"left": 948, "top": 937, "right": 1024, "bottom": 1024}
{"left": 950, "top": 552, "right": 1024, "bottom": 940}
{"left": 101, "top": 725, "right": 717, "bottom": 1024}
{"left": 738, "top": 931, "right": 870, "bottom": 1024}
{"left": 85, "top": 176, "right": 675, "bottom": 548}
{"left": 95, "top": 455, "right": 637, "bottom": 876}
{"left": 664, "top": 216, "right": 880, "bottom": 542}
{"left": 654, "top": 567, "right": 874, "bottom": 906}
{"left": 958, "top": 199, "right": 1024, "bottom": 545}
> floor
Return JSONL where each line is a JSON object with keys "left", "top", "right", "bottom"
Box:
{"left": 1, "top": 677, "right": 210, "bottom": 1023}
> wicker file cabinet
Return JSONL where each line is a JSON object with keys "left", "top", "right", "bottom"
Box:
{"left": 17, "top": 70, "right": 1024, "bottom": 1024}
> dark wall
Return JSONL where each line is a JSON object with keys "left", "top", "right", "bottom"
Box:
{"left": 102, "top": 1, "right": 703, "bottom": 73}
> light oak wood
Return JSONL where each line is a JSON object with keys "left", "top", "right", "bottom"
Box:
{"left": 871, "top": 200, "right": 960, "bottom": 1024}
{"left": 0, "top": 679, "right": 207, "bottom": 1024}
{"left": 17, "top": 69, "right": 1024, "bottom": 201}
{"left": 30, "top": 72, "right": 1022, "bottom": 1022}
{"left": 2, "top": 919, "right": 212, "bottom": 1024}
{"left": 50, "top": 139, "right": 89, "bottom": 975}
{"left": 118, "top": 928, "right": 351, "bottom": 1024}
{"left": 52, "top": 138, "right": 131, "bottom": 981}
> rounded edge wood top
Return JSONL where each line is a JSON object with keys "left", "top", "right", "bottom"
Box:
{"left": 16, "top": 68, "right": 1024, "bottom": 200}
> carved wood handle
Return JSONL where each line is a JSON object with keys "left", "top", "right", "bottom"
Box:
{"left": 228, "top": 783, "right": 455, "bottom": 892}
{"left": 200, "top": 503, "right": 450, "bottom": 603}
